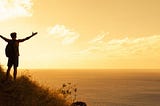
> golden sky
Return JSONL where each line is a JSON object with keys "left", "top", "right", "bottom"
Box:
{"left": 0, "top": 0, "right": 160, "bottom": 69}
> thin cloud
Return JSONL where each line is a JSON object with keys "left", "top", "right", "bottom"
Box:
{"left": 48, "top": 24, "right": 80, "bottom": 45}
{"left": 0, "top": 0, "right": 33, "bottom": 21}
{"left": 79, "top": 35, "right": 160, "bottom": 57}
{"left": 88, "top": 32, "right": 109, "bottom": 44}
{"left": 106, "top": 35, "right": 160, "bottom": 55}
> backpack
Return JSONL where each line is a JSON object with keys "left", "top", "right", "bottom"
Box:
{"left": 5, "top": 42, "right": 14, "bottom": 57}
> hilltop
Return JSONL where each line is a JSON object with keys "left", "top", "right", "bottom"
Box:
{"left": 0, "top": 66, "right": 70, "bottom": 106}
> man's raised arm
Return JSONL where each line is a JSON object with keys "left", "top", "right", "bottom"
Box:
{"left": 0, "top": 35, "right": 9, "bottom": 42}
{"left": 19, "top": 32, "right": 38, "bottom": 42}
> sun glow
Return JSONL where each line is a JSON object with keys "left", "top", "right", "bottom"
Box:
{"left": 0, "top": 0, "right": 32, "bottom": 21}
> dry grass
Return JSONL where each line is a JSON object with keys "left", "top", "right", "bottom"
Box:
{"left": 0, "top": 66, "right": 70, "bottom": 106}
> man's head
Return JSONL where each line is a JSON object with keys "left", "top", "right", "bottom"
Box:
{"left": 10, "top": 32, "right": 17, "bottom": 39}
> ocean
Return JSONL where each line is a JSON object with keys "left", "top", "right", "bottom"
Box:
{"left": 21, "top": 69, "right": 160, "bottom": 106}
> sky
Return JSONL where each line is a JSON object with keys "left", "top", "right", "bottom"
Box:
{"left": 0, "top": 0, "right": 160, "bottom": 69}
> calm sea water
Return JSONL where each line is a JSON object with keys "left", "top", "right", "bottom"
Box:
{"left": 20, "top": 69, "right": 160, "bottom": 106}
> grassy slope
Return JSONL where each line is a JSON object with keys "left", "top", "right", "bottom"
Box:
{"left": 0, "top": 66, "right": 69, "bottom": 106}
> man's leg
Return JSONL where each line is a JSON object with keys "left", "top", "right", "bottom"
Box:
{"left": 6, "top": 57, "right": 12, "bottom": 80}
{"left": 6, "top": 66, "right": 12, "bottom": 80}
{"left": 13, "top": 56, "right": 18, "bottom": 80}
{"left": 13, "top": 66, "right": 17, "bottom": 80}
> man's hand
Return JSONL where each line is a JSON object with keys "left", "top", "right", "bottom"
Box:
{"left": 32, "top": 32, "right": 38, "bottom": 36}
{"left": 0, "top": 35, "right": 9, "bottom": 42}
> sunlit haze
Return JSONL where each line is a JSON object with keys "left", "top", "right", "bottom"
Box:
{"left": 0, "top": 0, "right": 160, "bottom": 69}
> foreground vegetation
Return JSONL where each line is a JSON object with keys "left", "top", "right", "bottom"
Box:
{"left": 0, "top": 66, "right": 70, "bottom": 106}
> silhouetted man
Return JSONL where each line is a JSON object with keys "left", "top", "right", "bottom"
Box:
{"left": 0, "top": 32, "right": 37, "bottom": 80}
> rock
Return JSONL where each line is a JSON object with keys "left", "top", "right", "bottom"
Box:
{"left": 71, "top": 101, "right": 87, "bottom": 106}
